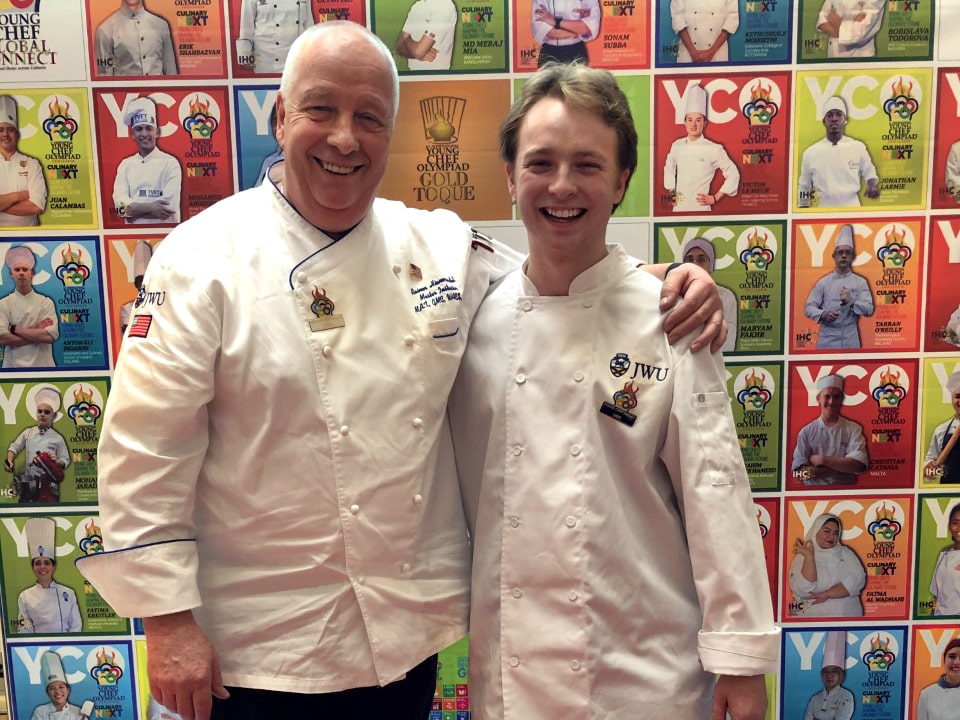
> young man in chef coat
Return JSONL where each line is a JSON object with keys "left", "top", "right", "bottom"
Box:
{"left": 450, "top": 62, "right": 778, "bottom": 720}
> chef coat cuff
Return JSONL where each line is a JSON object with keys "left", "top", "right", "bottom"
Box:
{"left": 235, "top": 39, "right": 253, "bottom": 58}
{"left": 75, "top": 539, "right": 201, "bottom": 618}
{"left": 698, "top": 628, "right": 781, "bottom": 675}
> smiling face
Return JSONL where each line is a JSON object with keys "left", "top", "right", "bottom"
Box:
{"left": 818, "top": 386, "right": 844, "bottom": 422}
{"left": 506, "top": 97, "right": 628, "bottom": 268}
{"left": 275, "top": 27, "right": 394, "bottom": 233}
{"left": 949, "top": 506, "right": 960, "bottom": 549}
{"left": 815, "top": 518, "right": 841, "bottom": 550}
{"left": 31, "top": 556, "right": 55, "bottom": 586}
{"left": 46, "top": 680, "right": 69, "bottom": 709}
{"left": 823, "top": 109, "right": 846, "bottom": 141}
{"left": 0, "top": 123, "right": 18, "bottom": 160}
{"left": 944, "top": 646, "right": 960, "bottom": 687}
{"left": 132, "top": 123, "right": 157, "bottom": 157}
{"left": 684, "top": 112, "right": 705, "bottom": 140}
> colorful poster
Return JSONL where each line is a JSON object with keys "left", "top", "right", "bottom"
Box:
{"left": 0, "top": 88, "right": 98, "bottom": 229}
{"left": 512, "top": 0, "right": 650, "bottom": 72}
{"left": 796, "top": 0, "right": 933, "bottom": 62}
{"left": 790, "top": 219, "right": 923, "bottom": 354}
{"left": 432, "top": 636, "right": 470, "bottom": 719}
{"left": 931, "top": 68, "right": 960, "bottom": 209}
{"left": 228, "top": 0, "right": 365, "bottom": 78}
{"left": 0, "top": 238, "right": 108, "bottom": 370}
{"left": 0, "top": 0, "right": 88, "bottom": 81}
{"left": 919, "top": 356, "right": 960, "bottom": 488}
{"left": 910, "top": 625, "right": 960, "bottom": 717}
{"left": 372, "top": 0, "right": 508, "bottom": 74}
{"left": 233, "top": 85, "right": 279, "bottom": 191}
{"left": 380, "top": 79, "right": 512, "bottom": 221}
{"left": 925, "top": 217, "right": 960, "bottom": 351}
{"left": 7, "top": 641, "right": 136, "bottom": 719}
{"left": 0, "top": 378, "right": 108, "bottom": 506}
{"left": 86, "top": 0, "right": 227, "bottom": 79}
{"left": 653, "top": 71, "right": 791, "bottom": 216}
{"left": 782, "top": 497, "right": 913, "bottom": 622}
{"left": 0, "top": 514, "right": 127, "bottom": 635}
{"left": 786, "top": 360, "right": 919, "bottom": 491}
{"left": 793, "top": 68, "right": 932, "bottom": 211}
{"left": 781, "top": 627, "right": 908, "bottom": 720}
{"left": 913, "top": 496, "right": 960, "bottom": 619}
{"left": 104, "top": 236, "right": 165, "bottom": 365}
{"left": 93, "top": 87, "right": 234, "bottom": 229}
{"left": 724, "top": 362, "right": 784, "bottom": 491}
{"left": 655, "top": 221, "right": 785, "bottom": 354}
{"left": 654, "top": 0, "right": 792, "bottom": 67}
{"left": 755, "top": 497, "right": 780, "bottom": 612}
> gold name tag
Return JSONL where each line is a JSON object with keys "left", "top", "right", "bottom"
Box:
{"left": 309, "top": 314, "right": 345, "bottom": 332}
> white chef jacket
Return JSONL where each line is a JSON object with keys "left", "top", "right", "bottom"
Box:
{"left": 94, "top": 6, "right": 177, "bottom": 76}
{"left": 803, "top": 685, "right": 855, "bottom": 720}
{"left": 449, "top": 247, "right": 779, "bottom": 720}
{"left": 719, "top": 284, "right": 737, "bottom": 353}
{"left": 17, "top": 580, "right": 82, "bottom": 633}
{"left": 76, "top": 166, "right": 520, "bottom": 693}
{"left": 0, "top": 289, "right": 58, "bottom": 368}
{"left": 30, "top": 702, "right": 82, "bottom": 720}
{"left": 917, "top": 678, "right": 960, "bottom": 720}
{"left": 113, "top": 148, "right": 181, "bottom": 225}
{"left": 803, "top": 270, "right": 874, "bottom": 349}
{"left": 532, "top": 0, "right": 600, "bottom": 47}
{"left": 7, "top": 425, "right": 70, "bottom": 474}
{"left": 791, "top": 416, "right": 869, "bottom": 486}
{"left": 788, "top": 546, "right": 865, "bottom": 618}
{"left": 798, "top": 136, "right": 878, "bottom": 209}
{"left": 0, "top": 150, "right": 45, "bottom": 226}
{"left": 664, "top": 135, "right": 740, "bottom": 212}
{"left": 817, "top": 0, "right": 884, "bottom": 58}
{"left": 670, "top": 0, "right": 739, "bottom": 63}
{"left": 402, "top": 0, "right": 458, "bottom": 70}
{"left": 946, "top": 141, "right": 960, "bottom": 200}
{"left": 925, "top": 417, "right": 959, "bottom": 464}
{"left": 947, "top": 305, "right": 960, "bottom": 346}
{"left": 237, "top": 0, "right": 314, "bottom": 74}
{"left": 931, "top": 547, "right": 960, "bottom": 616}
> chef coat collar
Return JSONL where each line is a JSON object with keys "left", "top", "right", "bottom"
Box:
{"left": 938, "top": 674, "right": 960, "bottom": 689}
{"left": 519, "top": 244, "right": 628, "bottom": 297}
{"left": 120, "top": 5, "right": 147, "bottom": 18}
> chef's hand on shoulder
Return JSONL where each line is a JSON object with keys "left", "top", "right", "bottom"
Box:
{"left": 712, "top": 674, "right": 767, "bottom": 720}
{"left": 144, "top": 611, "right": 229, "bottom": 720}
{"left": 654, "top": 262, "right": 727, "bottom": 353}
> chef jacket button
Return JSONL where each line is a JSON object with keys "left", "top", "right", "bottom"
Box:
{"left": 392, "top": 264, "right": 402, "bottom": 275}
{"left": 565, "top": 516, "right": 577, "bottom": 528}
{"left": 513, "top": 445, "right": 523, "bottom": 456}
{"left": 515, "top": 373, "right": 526, "bottom": 385}
{"left": 340, "top": 425, "right": 350, "bottom": 436}
{"left": 511, "top": 587, "right": 522, "bottom": 598}
{"left": 568, "top": 590, "right": 579, "bottom": 602}
{"left": 509, "top": 515, "right": 520, "bottom": 528}
{"left": 570, "top": 444, "right": 581, "bottom": 456}
{"left": 413, "top": 493, "right": 423, "bottom": 504}
{"left": 357, "top": 576, "right": 365, "bottom": 584}
{"left": 350, "top": 504, "right": 359, "bottom": 514}
{"left": 509, "top": 656, "right": 520, "bottom": 668}
{"left": 296, "top": 271, "right": 308, "bottom": 284}
{"left": 522, "top": 300, "right": 533, "bottom": 312}
{"left": 697, "top": 393, "right": 705, "bottom": 403}
{"left": 404, "top": 335, "right": 416, "bottom": 346}
{"left": 322, "top": 345, "right": 333, "bottom": 357}
{"left": 571, "top": 660, "right": 582, "bottom": 671}
{"left": 573, "top": 371, "right": 584, "bottom": 383}
{"left": 582, "top": 299, "right": 593, "bottom": 308}
{"left": 401, "top": 562, "right": 411, "bottom": 573}
{"left": 412, "top": 417, "right": 423, "bottom": 428}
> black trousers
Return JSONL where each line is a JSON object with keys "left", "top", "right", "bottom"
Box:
{"left": 538, "top": 40, "right": 589, "bottom": 66}
{"left": 209, "top": 653, "right": 438, "bottom": 719}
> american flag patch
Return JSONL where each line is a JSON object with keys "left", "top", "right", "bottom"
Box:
{"left": 128, "top": 314, "right": 153, "bottom": 339}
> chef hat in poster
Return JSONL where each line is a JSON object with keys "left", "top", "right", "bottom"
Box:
{"left": 822, "top": 630, "right": 847, "bottom": 670}
{"left": 821, "top": 96, "right": 847, "bottom": 119}
{"left": 133, "top": 240, "right": 154, "bottom": 279}
{"left": 947, "top": 370, "right": 960, "bottom": 394}
{"left": 40, "top": 650, "right": 67, "bottom": 687}
{"left": 26, "top": 517, "right": 57, "bottom": 560}
{"left": 835, "top": 225, "right": 855, "bottom": 250}
{"left": 683, "top": 85, "right": 708, "bottom": 119}
{"left": 123, "top": 96, "right": 158, "bottom": 128}
{"left": 816, "top": 374, "right": 845, "bottom": 392}
{"left": 681, "top": 237, "right": 716, "bottom": 271}
{"left": 0, "top": 95, "right": 17, "bottom": 128}
{"left": 32, "top": 386, "right": 62, "bottom": 418}
{"left": 4, "top": 245, "right": 35, "bottom": 270}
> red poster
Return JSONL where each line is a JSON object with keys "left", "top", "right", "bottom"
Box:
{"left": 755, "top": 497, "right": 780, "bottom": 616}
{"left": 932, "top": 68, "right": 960, "bottom": 209}
{"left": 926, "top": 216, "right": 960, "bottom": 351}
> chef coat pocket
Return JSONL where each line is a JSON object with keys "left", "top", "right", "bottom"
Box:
{"left": 429, "top": 317, "right": 460, "bottom": 340}
{"left": 690, "top": 391, "right": 739, "bottom": 485}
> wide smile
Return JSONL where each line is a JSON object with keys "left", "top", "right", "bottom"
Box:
{"left": 317, "top": 158, "right": 362, "bottom": 175}
{"left": 542, "top": 207, "right": 585, "bottom": 222}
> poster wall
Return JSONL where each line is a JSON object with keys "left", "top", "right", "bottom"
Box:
{"left": 0, "top": 3, "right": 957, "bottom": 720}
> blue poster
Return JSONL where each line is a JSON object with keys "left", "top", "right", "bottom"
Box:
{"left": 655, "top": 0, "right": 792, "bottom": 67}
{"left": 7, "top": 641, "right": 138, "bottom": 720}
{"left": 0, "top": 238, "right": 107, "bottom": 371}
{"left": 232, "top": 85, "right": 280, "bottom": 192}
